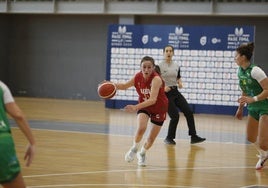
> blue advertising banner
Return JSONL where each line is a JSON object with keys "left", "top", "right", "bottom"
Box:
{"left": 106, "top": 24, "right": 255, "bottom": 115}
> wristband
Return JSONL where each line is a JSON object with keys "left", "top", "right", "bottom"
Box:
{"left": 253, "top": 96, "right": 258, "bottom": 102}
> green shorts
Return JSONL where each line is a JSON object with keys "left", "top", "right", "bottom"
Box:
{"left": 0, "top": 133, "right": 21, "bottom": 184}
{"left": 248, "top": 107, "right": 268, "bottom": 121}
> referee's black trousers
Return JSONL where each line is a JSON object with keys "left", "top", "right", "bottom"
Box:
{"left": 165, "top": 87, "right": 197, "bottom": 139}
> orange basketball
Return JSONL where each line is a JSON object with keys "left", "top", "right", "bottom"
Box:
{"left": 97, "top": 82, "right": 116, "bottom": 99}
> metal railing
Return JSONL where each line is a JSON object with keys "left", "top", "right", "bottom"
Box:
{"left": 0, "top": 0, "right": 267, "bottom": 15}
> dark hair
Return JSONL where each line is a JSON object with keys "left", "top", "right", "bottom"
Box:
{"left": 140, "top": 56, "right": 155, "bottom": 66}
{"left": 236, "top": 42, "right": 254, "bottom": 60}
{"left": 154, "top": 65, "right": 161, "bottom": 75}
{"left": 163, "top": 45, "right": 174, "bottom": 52}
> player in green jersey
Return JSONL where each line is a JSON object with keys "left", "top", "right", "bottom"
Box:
{"left": 234, "top": 42, "right": 268, "bottom": 170}
{"left": 0, "top": 81, "right": 36, "bottom": 188}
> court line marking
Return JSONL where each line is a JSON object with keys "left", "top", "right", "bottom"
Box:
{"left": 27, "top": 184, "right": 268, "bottom": 188}
{"left": 241, "top": 186, "right": 268, "bottom": 188}
{"left": 11, "top": 117, "right": 249, "bottom": 145}
{"left": 27, "top": 183, "right": 203, "bottom": 188}
{"left": 24, "top": 165, "right": 255, "bottom": 178}
{"left": 14, "top": 127, "right": 250, "bottom": 146}
{"left": 24, "top": 166, "right": 259, "bottom": 188}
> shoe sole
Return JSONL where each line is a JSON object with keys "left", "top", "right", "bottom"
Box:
{"left": 164, "top": 140, "right": 176, "bottom": 145}
{"left": 137, "top": 152, "right": 146, "bottom": 167}
{"left": 138, "top": 163, "right": 146, "bottom": 167}
{"left": 191, "top": 139, "right": 206, "bottom": 144}
{"left": 125, "top": 157, "right": 134, "bottom": 163}
{"left": 164, "top": 142, "right": 176, "bottom": 145}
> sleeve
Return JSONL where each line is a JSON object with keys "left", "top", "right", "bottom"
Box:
{"left": 177, "top": 67, "right": 181, "bottom": 79}
{"left": 251, "top": 66, "right": 267, "bottom": 83}
{"left": 0, "top": 81, "right": 15, "bottom": 104}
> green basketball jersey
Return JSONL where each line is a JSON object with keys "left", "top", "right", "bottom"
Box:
{"left": 0, "top": 87, "right": 11, "bottom": 133}
{"left": 238, "top": 64, "right": 268, "bottom": 110}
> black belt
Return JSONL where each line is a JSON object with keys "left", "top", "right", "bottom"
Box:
{"left": 169, "top": 86, "right": 177, "bottom": 90}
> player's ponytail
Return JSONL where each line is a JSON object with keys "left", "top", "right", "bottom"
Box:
{"left": 247, "top": 42, "right": 254, "bottom": 55}
{"left": 154, "top": 65, "right": 161, "bottom": 75}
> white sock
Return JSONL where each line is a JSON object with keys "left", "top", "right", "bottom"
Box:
{"left": 131, "top": 141, "right": 140, "bottom": 150}
{"left": 140, "top": 145, "right": 147, "bottom": 155}
{"left": 253, "top": 142, "right": 267, "bottom": 156}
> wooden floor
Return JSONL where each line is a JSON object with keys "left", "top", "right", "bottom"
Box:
{"left": 7, "top": 97, "right": 268, "bottom": 188}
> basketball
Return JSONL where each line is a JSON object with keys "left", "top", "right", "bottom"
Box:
{"left": 97, "top": 82, "right": 117, "bottom": 99}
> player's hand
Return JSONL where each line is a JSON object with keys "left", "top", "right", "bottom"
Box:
{"left": 235, "top": 108, "right": 243, "bottom": 120}
{"left": 165, "top": 86, "right": 171, "bottom": 92}
{"left": 124, "top": 105, "right": 137, "bottom": 113}
{"left": 24, "top": 144, "right": 36, "bottom": 167}
{"left": 238, "top": 96, "right": 255, "bottom": 105}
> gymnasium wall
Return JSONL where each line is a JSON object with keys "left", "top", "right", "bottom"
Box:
{"left": 0, "top": 15, "right": 9, "bottom": 82}
{"left": 4, "top": 15, "right": 118, "bottom": 100}
{"left": 0, "top": 14, "right": 267, "bottom": 101}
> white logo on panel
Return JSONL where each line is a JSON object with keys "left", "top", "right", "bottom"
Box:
{"left": 153, "top": 36, "right": 162, "bottom": 43}
{"left": 142, "top": 35, "right": 149, "bottom": 44}
{"left": 111, "top": 25, "right": 133, "bottom": 46}
{"left": 175, "top": 27, "right": 183, "bottom": 35}
{"left": 200, "top": 36, "right": 207, "bottom": 46}
{"left": 227, "top": 27, "right": 250, "bottom": 49}
{"left": 118, "top": 26, "right": 127, "bottom": 34}
{"left": 211, "top": 38, "right": 221, "bottom": 44}
{"left": 168, "top": 26, "right": 189, "bottom": 48}
{"left": 235, "top": 27, "right": 243, "bottom": 36}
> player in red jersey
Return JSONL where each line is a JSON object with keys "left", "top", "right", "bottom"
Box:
{"left": 115, "top": 56, "right": 168, "bottom": 166}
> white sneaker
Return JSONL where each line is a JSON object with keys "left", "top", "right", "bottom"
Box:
{"left": 256, "top": 154, "right": 268, "bottom": 170}
{"left": 137, "top": 152, "right": 146, "bottom": 167}
{"left": 125, "top": 148, "right": 137, "bottom": 163}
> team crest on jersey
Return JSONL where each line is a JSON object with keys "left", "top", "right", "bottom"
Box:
{"left": 0, "top": 120, "right": 6, "bottom": 128}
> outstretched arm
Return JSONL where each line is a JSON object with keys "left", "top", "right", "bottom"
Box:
{"left": 115, "top": 77, "right": 135, "bottom": 90}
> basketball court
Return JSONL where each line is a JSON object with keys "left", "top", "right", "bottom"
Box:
{"left": 8, "top": 97, "right": 268, "bottom": 188}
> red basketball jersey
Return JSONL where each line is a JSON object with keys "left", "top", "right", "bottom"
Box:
{"left": 134, "top": 71, "right": 168, "bottom": 116}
